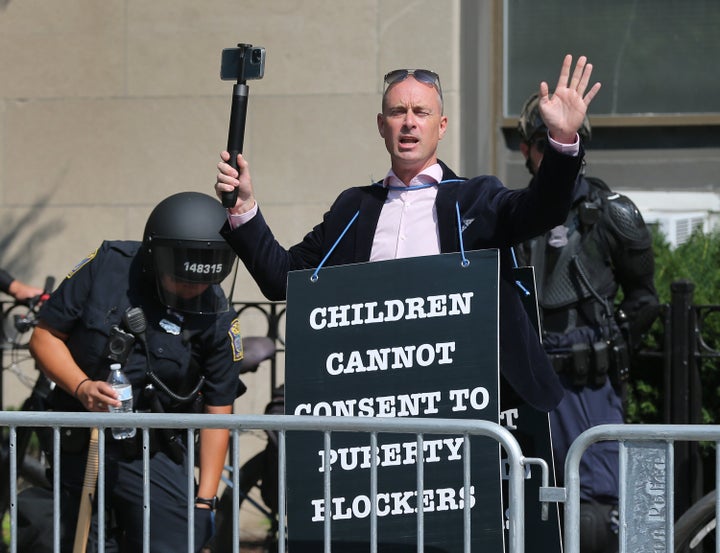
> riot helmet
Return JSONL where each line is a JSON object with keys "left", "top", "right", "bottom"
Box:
{"left": 143, "top": 192, "right": 235, "bottom": 314}
{"left": 517, "top": 92, "right": 592, "bottom": 143}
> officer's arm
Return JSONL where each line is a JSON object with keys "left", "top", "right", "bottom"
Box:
{"left": 197, "top": 403, "right": 232, "bottom": 506}
{"left": 29, "top": 322, "right": 81, "bottom": 394}
{"left": 604, "top": 194, "right": 659, "bottom": 318}
{"left": 616, "top": 248, "right": 658, "bottom": 316}
{"left": 601, "top": 194, "right": 660, "bottom": 348}
{"left": 29, "top": 321, "right": 118, "bottom": 411}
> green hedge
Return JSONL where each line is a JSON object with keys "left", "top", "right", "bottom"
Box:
{"left": 627, "top": 227, "right": 720, "bottom": 424}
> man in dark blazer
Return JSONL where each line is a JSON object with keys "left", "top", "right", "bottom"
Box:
{"left": 214, "top": 55, "right": 601, "bottom": 413}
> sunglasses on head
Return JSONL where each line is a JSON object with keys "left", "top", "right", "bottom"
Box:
{"left": 383, "top": 69, "right": 443, "bottom": 99}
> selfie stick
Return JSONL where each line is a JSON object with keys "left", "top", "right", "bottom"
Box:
{"left": 221, "top": 47, "right": 250, "bottom": 208}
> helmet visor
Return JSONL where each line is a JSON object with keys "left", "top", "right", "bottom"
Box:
{"left": 153, "top": 244, "right": 234, "bottom": 284}
{"left": 152, "top": 244, "right": 236, "bottom": 314}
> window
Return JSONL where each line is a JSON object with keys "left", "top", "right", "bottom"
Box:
{"left": 503, "top": 0, "right": 720, "bottom": 119}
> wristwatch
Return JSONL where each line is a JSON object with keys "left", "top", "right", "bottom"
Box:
{"left": 194, "top": 495, "right": 218, "bottom": 510}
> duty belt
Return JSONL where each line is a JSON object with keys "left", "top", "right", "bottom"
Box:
{"left": 548, "top": 353, "right": 574, "bottom": 374}
{"left": 548, "top": 341, "right": 610, "bottom": 388}
{"left": 548, "top": 339, "right": 629, "bottom": 389}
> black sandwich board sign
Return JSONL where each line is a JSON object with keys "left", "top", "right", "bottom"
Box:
{"left": 500, "top": 265, "right": 562, "bottom": 553}
{"left": 284, "top": 249, "right": 502, "bottom": 552}
{"left": 500, "top": 403, "right": 562, "bottom": 553}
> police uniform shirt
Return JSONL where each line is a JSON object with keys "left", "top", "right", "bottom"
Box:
{"left": 38, "top": 240, "right": 245, "bottom": 412}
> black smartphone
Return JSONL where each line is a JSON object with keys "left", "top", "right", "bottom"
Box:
{"left": 221, "top": 44, "right": 266, "bottom": 81}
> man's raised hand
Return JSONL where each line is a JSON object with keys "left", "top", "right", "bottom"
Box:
{"left": 538, "top": 54, "right": 601, "bottom": 144}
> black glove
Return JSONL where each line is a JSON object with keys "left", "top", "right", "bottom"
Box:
{"left": 194, "top": 507, "right": 215, "bottom": 552}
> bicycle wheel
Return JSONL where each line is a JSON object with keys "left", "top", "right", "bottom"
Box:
{"left": 1, "top": 303, "right": 36, "bottom": 348}
{"left": 675, "top": 491, "right": 717, "bottom": 553}
{"left": 0, "top": 426, "right": 51, "bottom": 515}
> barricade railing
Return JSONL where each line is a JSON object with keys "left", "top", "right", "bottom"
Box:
{"left": 0, "top": 411, "right": 532, "bottom": 553}
{"left": 564, "top": 423, "right": 720, "bottom": 553}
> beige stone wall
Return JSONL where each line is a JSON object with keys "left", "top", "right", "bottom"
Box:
{"left": 0, "top": 0, "right": 463, "bottom": 409}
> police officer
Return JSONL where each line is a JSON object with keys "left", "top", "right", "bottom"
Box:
{"left": 515, "top": 94, "right": 659, "bottom": 553}
{"left": 29, "top": 192, "right": 246, "bottom": 553}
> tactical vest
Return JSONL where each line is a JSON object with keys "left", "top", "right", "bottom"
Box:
{"left": 521, "top": 177, "right": 638, "bottom": 387}
{"left": 527, "top": 177, "right": 617, "bottom": 317}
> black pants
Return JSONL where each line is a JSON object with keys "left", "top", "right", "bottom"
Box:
{"left": 57, "top": 445, "right": 213, "bottom": 553}
{"left": 579, "top": 500, "right": 619, "bottom": 553}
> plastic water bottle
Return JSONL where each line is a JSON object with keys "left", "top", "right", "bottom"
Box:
{"left": 107, "top": 363, "right": 136, "bottom": 439}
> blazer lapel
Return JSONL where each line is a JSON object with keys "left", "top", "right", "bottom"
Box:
{"left": 354, "top": 185, "right": 388, "bottom": 262}
{"left": 436, "top": 161, "right": 463, "bottom": 253}
{"left": 436, "top": 187, "right": 458, "bottom": 253}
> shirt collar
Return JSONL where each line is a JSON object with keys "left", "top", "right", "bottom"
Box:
{"left": 382, "top": 163, "right": 443, "bottom": 189}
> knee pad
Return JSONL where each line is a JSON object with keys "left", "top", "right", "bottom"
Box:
{"left": 579, "top": 501, "right": 619, "bottom": 553}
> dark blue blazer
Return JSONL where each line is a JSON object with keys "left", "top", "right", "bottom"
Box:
{"left": 223, "top": 146, "right": 583, "bottom": 411}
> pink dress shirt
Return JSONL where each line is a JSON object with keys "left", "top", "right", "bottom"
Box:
{"left": 369, "top": 164, "right": 444, "bottom": 261}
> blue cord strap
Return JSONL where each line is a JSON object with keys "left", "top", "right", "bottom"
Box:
{"left": 313, "top": 193, "right": 470, "bottom": 281}
{"left": 515, "top": 280, "right": 531, "bottom": 296}
{"left": 311, "top": 210, "right": 360, "bottom": 282}
{"left": 455, "top": 202, "right": 470, "bottom": 267}
{"left": 509, "top": 245, "right": 531, "bottom": 296}
{"left": 375, "top": 178, "right": 466, "bottom": 191}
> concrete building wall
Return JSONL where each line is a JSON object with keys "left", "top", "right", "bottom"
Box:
{"left": 0, "top": 0, "right": 464, "bottom": 409}
{"left": 2, "top": 1, "right": 719, "bottom": 408}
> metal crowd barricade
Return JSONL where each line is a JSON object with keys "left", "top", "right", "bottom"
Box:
{"left": 0, "top": 411, "right": 532, "bottom": 553}
{"left": 564, "top": 423, "right": 720, "bottom": 553}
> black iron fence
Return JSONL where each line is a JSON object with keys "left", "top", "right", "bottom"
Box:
{"left": 230, "top": 300, "right": 286, "bottom": 391}
{"left": 0, "top": 300, "right": 287, "bottom": 411}
{"left": 631, "top": 280, "right": 720, "bottom": 515}
{"left": 2, "top": 286, "right": 718, "bottom": 515}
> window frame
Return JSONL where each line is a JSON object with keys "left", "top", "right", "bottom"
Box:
{"left": 498, "top": 0, "right": 720, "bottom": 132}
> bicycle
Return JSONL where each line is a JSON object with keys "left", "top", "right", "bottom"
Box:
{"left": 674, "top": 489, "right": 717, "bottom": 553}
{"left": 1, "top": 279, "right": 52, "bottom": 393}
{"left": 0, "top": 277, "right": 55, "bottom": 550}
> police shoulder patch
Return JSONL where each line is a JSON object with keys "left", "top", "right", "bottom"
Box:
{"left": 66, "top": 248, "right": 98, "bottom": 279}
{"left": 228, "top": 317, "right": 244, "bottom": 362}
